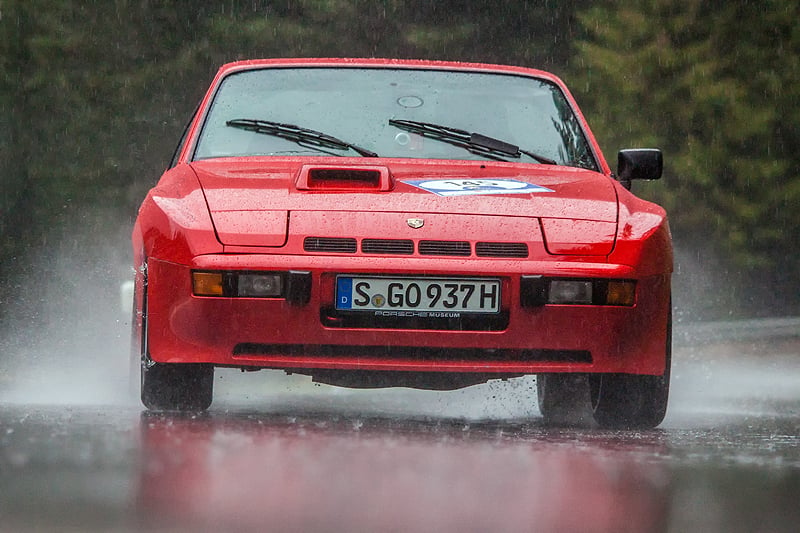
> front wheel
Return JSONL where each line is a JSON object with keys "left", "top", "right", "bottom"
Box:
{"left": 136, "top": 256, "right": 214, "bottom": 411}
{"left": 141, "top": 360, "right": 214, "bottom": 412}
{"left": 587, "top": 370, "right": 669, "bottom": 429}
{"left": 538, "top": 309, "right": 671, "bottom": 429}
{"left": 537, "top": 373, "right": 594, "bottom": 427}
{"left": 538, "top": 368, "right": 669, "bottom": 429}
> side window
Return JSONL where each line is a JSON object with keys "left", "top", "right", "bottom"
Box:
{"left": 168, "top": 104, "right": 199, "bottom": 169}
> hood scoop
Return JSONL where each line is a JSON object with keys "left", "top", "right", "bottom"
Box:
{"left": 295, "top": 164, "right": 394, "bottom": 191}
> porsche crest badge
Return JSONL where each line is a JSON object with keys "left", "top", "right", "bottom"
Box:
{"left": 407, "top": 218, "right": 424, "bottom": 229}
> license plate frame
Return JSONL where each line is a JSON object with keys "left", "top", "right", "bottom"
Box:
{"left": 335, "top": 276, "right": 502, "bottom": 314}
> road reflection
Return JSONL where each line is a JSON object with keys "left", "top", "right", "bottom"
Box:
{"left": 136, "top": 410, "right": 670, "bottom": 532}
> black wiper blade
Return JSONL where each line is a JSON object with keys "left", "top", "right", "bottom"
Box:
{"left": 227, "top": 118, "right": 378, "bottom": 157}
{"left": 388, "top": 119, "right": 556, "bottom": 164}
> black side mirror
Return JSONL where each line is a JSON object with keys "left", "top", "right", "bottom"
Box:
{"left": 617, "top": 149, "right": 663, "bottom": 189}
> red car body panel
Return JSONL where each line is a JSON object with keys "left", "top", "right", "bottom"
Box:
{"left": 132, "top": 58, "right": 672, "bottom": 388}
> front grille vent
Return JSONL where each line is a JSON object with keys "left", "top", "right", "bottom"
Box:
{"left": 419, "top": 240, "right": 471, "bottom": 256}
{"left": 362, "top": 239, "right": 414, "bottom": 255}
{"left": 476, "top": 242, "right": 529, "bottom": 258}
{"left": 303, "top": 237, "right": 357, "bottom": 253}
{"left": 302, "top": 237, "right": 528, "bottom": 257}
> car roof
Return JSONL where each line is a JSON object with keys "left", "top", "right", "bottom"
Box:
{"left": 215, "top": 58, "right": 566, "bottom": 86}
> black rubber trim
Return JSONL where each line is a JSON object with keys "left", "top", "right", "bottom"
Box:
{"left": 233, "top": 343, "right": 592, "bottom": 363}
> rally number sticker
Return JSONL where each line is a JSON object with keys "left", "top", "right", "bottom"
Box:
{"left": 403, "top": 178, "right": 553, "bottom": 197}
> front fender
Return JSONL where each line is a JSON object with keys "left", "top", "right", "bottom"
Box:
{"left": 135, "top": 164, "right": 222, "bottom": 266}
{"left": 609, "top": 186, "right": 673, "bottom": 278}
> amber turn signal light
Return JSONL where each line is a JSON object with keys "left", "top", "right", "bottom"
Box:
{"left": 192, "top": 272, "right": 224, "bottom": 296}
{"left": 606, "top": 281, "right": 636, "bottom": 306}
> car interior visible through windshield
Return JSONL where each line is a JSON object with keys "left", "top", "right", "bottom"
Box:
{"left": 193, "top": 67, "right": 598, "bottom": 169}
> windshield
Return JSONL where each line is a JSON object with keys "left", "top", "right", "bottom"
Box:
{"left": 193, "top": 67, "right": 598, "bottom": 169}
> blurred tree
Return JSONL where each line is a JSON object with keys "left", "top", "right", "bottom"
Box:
{"left": 0, "top": 0, "right": 212, "bottom": 326}
{"left": 569, "top": 0, "right": 800, "bottom": 313}
{"left": 0, "top": 0, "right": 33, "bottom": 262}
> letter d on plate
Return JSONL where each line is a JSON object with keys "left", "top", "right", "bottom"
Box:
{"left": 336, "top": 277, "right": 353, "bottom": 309}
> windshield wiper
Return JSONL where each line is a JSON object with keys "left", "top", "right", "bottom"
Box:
{"left": 227, "top": 118, "right": 378, "bottom": 157}
{"left": 389, "top": 119, "right": 556, "bottom": 164}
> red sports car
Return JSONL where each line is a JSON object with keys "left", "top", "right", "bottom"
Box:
{"left": 132, "top": 58, "right": 672, "bottom": 428}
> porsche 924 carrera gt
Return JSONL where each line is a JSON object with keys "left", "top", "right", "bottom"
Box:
{"left": 131, "top": 58, "right": 672, "bottom": 428}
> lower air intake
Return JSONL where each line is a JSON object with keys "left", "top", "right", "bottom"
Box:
{"left": 233, "top": 343, "right": 592, "bottom": 363}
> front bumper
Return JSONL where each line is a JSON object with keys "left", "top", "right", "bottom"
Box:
{"left": 144, "top": 254, "right": 670, "bottom": 376}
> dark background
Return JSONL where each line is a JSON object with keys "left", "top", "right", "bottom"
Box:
{"left": 2, "top": 0, "right": 798, "bottom": 335}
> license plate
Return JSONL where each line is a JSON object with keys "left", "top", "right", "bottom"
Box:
{"left": 336, "top": 276, "right": 501, "bottom": 313}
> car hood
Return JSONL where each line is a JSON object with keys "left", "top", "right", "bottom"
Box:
{"left": 191, "top": 159, "right": 619, "bottom": 249}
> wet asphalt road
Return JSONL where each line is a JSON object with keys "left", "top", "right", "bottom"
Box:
{"left": 1, "top": 339, "right": 798, "bottom": 532}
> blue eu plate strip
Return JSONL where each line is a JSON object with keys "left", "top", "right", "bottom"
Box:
{"left": 336, "top": 277, "right": 353, "bottom": 309}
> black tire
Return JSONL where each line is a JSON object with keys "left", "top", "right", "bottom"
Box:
{"left": 141, "top": 361, "right": 214, "bottom": 411}
{"left": 537, "top": 373, "right": 594, "bottom": 427}
{"left": 589, "top": 313, "right": 671, "bottom": 429}
{"left": 538, "top": 307, "right": 671, "bottom": 429}
{"left": 587, "top": 373, "right": 669, "bottom": 429}
{"left": 538, "top": 367, "right": 669, "bottom": 429}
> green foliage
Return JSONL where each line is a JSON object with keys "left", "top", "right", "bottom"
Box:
{"left": 569, "top": 0, "right": 800, "bottom": 283}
